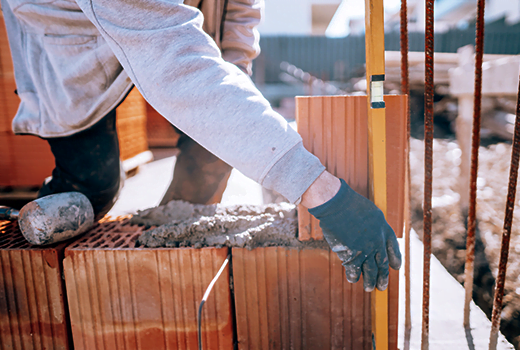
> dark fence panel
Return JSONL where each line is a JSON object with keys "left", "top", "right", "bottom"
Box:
{"left": 253, "top": 35, "right": 366, "bottom": 84}
{"left": 253, "top": 23, "right": 520, "bottom": 84}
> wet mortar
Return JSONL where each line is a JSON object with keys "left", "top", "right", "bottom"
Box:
{"left": 133, "top": 201, "right": 328, "bottom": 250}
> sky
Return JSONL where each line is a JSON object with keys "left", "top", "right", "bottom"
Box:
{"left": 326, "top": 0, "right": 406, "bottom": 37}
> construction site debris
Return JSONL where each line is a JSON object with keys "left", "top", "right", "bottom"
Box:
{"left": 134, "top": 201, "right": 328, "bottom": 249}
{"left": 410, "top": 138, "right": 520, "bottom": 348}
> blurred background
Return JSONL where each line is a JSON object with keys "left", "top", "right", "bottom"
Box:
{"left": 249, "top": 0, "right": 520, "bottom": 346}
{"left": 252, "top": 0, "right": 520, "bottom": 141}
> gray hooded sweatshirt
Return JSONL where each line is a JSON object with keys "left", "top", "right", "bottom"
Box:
{"left": 1, "top": 0, "right": 325, "bottom": 203}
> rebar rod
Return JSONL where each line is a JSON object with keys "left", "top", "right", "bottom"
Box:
{"left": 400, "top": 0, "right": 411, "bottom": 334}
{"left": 422, "top": 1, "right": 435, "bottom": 349}
{"left": 463, "top": 0, "right": 486, "bottom": 329}
{"left": 488, "top": 76, "right": 520, "bottom": 350}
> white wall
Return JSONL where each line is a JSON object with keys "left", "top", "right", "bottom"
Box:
{"left": 259, "top": 0, "right": 520, "bottom": 37}
{"left": 486, "top": 0, "right": 520, "bottom": 23}
{"left": 258, "top": 0, "right": 341, "bottom": 35}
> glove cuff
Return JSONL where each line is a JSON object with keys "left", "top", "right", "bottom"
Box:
{"left": 308, "top": 178, "right": 353, "bottom": 218}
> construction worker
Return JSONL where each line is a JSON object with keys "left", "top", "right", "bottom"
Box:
{"left": 1, "top": 0, "right": 401, "bottom": 291}
{"left": 160, "top": 0, "right": 263, "bottom": 206}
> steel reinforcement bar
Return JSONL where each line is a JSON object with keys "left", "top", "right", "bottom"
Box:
{"left": 463, "top": 0, "right": 486, "bottom": 329}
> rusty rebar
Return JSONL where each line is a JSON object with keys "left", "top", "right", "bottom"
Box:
{"left": 463, "top": 0, "right": 486, "bottom": 329}
{"left": 400, "top": 0, "right": 409, "bottom": 99}
{"left": 400, "top": 0, "right": 412, "bottom": 335}
{"left": 422, "top": 1, "right": 435, "bottom": 349}
{"left": 488, "top": 76, "right": 520, "bottom": 350}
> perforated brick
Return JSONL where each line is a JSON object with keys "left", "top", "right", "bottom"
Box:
{"left": 232, "top": 246, "right": 372, "bottom": 350}
{"left": 0, "top": 221, "right": 71, "bottom": 350}
{"left": 63, "top": 218, "right": 233, "bottom": 350}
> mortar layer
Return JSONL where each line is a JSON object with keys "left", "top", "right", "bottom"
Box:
{"left": 134, "top": 201, "right": 328, "bottom": 249}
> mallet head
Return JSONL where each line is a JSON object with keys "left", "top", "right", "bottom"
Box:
{"left": 18, "top": 192, "right": 94, "bottom": 245}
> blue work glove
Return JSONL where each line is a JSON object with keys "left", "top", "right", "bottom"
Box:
{"left": 308, "top": 179, "right": 402, "bottom": 292}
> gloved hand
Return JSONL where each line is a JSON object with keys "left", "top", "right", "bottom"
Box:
{"left": 308, "top": 179, "right": 402, "bottom": 292}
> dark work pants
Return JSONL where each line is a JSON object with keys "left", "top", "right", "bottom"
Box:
{"left": 159, "top": 129, "right": 232, "bottom": 206}
{"left": 38, "top": 109, "right": 122, "bottom": 218}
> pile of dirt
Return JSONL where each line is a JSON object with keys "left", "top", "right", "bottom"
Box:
{"left": 410, "top": 138, "right": 520, "bottom": 348}
{"left": 133, "top": 201, "right": 328, "bottom": 250}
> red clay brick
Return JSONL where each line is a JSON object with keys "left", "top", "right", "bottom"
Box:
{"left": 232, "top": 247, "right": 372, "bottom": 350}
{"left": 145, "top": 102, "right": 181, "bottom": 147}
{"left": 295, "top": 95, "right": 407, "bottom": 240}
{"left": 292, "top": 94, "right": 407, "bottom": 350}
{"left": 0, "top": 221, "right": 71, "bottom": 350}
{"left": 63, "top": 219, "right": 234, "bottom": 350}
{"left": 116, "top": 88, "right": 149, "bottom": 161}
{"left": 0, "top": 132, "right": 55, "bottom": 187}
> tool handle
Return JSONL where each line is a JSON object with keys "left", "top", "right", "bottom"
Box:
{"left": 0, "top": 207, "right": 19, "bottom": 220}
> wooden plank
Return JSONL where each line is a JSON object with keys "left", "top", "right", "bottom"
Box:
{"left": 368, "top": 107, "right": 390, "bottom": 350}
{"left": 364, "top": 0, "right": 386, "bottom": 77}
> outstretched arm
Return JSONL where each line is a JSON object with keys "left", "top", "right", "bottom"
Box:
{"left": 72, "top": 0, "right": 401, "bottom": 289}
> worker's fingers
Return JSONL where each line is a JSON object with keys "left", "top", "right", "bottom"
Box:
{"left": 362, "top": 254, "right": 378, "bottom": 292}
{"left": 335, "top": 248, "right": 361, "bottom": 265}
{"left": 386, "top": 228, "right": 402, "bottom": 270}
{"left": 342, "top": 254, "right": 365, "bottom": 284}
{"left": 375, "top": 251, "right": 390, "bottom": 291}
